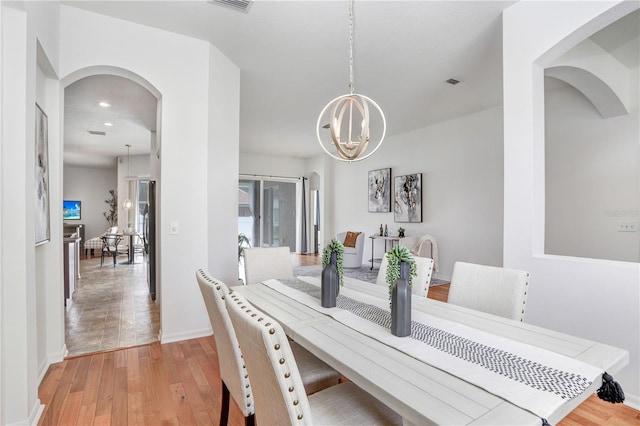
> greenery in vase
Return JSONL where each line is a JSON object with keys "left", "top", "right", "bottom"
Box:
{"left": 385, "top": 245, "right": 417, "bottom": 303}
{"left": 322, "top": 239, "right": 345, "bottom": 286}
{"left": 103, "top": 189, "right": 118, "bottom": 227}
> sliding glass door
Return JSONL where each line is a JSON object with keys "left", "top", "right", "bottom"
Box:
{"left": 239, "top": 177, "right": 297, "bottom": 252}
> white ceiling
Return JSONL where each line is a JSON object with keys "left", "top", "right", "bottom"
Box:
{"left": 63, "top": 0, "right": 513, "bottom": 167}
{"left": 61, "top": 1, "right": 637, "bottom": 167}
{"left": 64, "top": 75, "right": 158, "bottom": 167}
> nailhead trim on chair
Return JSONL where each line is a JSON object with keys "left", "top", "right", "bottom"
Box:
{"left": 196, "top": 270, "right": 254, "bottom": 416}
{"left": 228, "top": 292, "right": 307, "bottom": 423}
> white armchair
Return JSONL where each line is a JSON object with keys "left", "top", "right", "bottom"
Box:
{"left": 336, "top": 231, "right": 365, "bottom": 268}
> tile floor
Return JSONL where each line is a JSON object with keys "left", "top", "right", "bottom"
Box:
{"left": 65, "top": 252, "right": 160, "bottom": 357}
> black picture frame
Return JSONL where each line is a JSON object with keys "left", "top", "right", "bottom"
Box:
{"left": 368, "top": 168, "right": 391, "bottom": 213}
{"left": 394, "top": 173, "right": 422, "bottom": 223}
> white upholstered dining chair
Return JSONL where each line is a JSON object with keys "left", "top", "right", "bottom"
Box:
{"left": 375, "top": 255, "right": 434, "bottom": 297}
{"left": 243, "top": 247, "right": 294, "bottom": 285}
{"left": 195, "top": 269, "right": 340, "bottom": 426}
{"left": 225, "top": 290, "right": 402, "bottom": 426}
{"left": 447, "top": 261, "right": 530, "bottom": 322}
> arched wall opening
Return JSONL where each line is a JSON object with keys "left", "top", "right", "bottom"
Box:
{"left": 60, "top": 65, "right": 163, "bottom": 353}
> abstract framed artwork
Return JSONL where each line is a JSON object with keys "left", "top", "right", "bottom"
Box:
{"left": 35, "top": 103, "right": 50, "bottom": 245}
{"left": 368, "top": 168, "right": 391, "bottom": 213}
{"left": 394, "top": 173, "right": 422, "bottom": 223}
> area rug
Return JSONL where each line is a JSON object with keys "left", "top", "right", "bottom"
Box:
{"left": 293, "top": 265, "right": 449, "bottom": 286}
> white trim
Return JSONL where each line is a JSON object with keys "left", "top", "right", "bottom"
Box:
{"left": 624, "top": 392, "right": 640, "bottom": 411}
{"left": 159, "top": 328, "right": 212, "bottom": 345}
{"left": 27, "top": 400, "right": 44, "bottom": 426}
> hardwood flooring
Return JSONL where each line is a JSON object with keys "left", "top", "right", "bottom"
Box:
{"left": 39, "top": 254, "right": 639, "bottom": 425}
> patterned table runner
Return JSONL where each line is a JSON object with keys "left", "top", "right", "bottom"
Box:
{"left": 262, "top": 277, "right": 603, "bottom": 420}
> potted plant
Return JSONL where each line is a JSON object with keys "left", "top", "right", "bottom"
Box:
{"left": 398, "top": 227, "right": 405, "bottom": 238}
{"left": 385, "top": 245, "right": 417, "bottom": 336}
{"left": 103, "top": 189, "right": 118, "bottom": 227}
{"left": 321, "top": 239, "right": 344, "bottom": 307}
{"left": 322, "top": 239, "right": 345, "bottom": 285}
{"left": 238, "top": 233, "right": 251, "bottom": 263}
{"left": 238, "top": 234, "right": 251, "bottom": 283}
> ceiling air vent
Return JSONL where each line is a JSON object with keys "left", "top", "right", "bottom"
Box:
{"left": 446, "top": 78, "right": 461, "bottom": 85}
{"left": 208, "top": 0, "right": 253, "bottom": 14}
{"left": 88, "top": 130, "right": 106, "bottom": 136}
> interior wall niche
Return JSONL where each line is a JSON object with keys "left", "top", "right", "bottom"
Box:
{"left": 544, "top": 10, "right": 639, "bottom": 262}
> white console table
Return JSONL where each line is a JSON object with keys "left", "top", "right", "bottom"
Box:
{"left": 368, "top": 234, "right": 403, "bottom": 270}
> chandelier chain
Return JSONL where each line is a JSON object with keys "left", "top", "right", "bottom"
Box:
{"left": 349, "top": 0, "right": 354, "bottom": 94}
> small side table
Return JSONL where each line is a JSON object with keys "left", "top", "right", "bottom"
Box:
{"left": 368, "top": 235, "right": 404, "bottom": 270}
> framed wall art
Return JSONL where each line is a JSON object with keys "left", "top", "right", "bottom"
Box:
{"left": 368, "top": 168, "right": 391, "bottom": 213}
{"left": 394, "top": 173, "right": 422, "bottom": 223}
{"left": 35, "top": 103, "right": 50, "bottom": 245}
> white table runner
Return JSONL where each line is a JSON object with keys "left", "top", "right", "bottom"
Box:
{"left": 262, "top": 277, "right": 603, "bottom": 420}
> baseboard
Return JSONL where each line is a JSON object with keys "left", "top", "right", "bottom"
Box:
{"left": 433, "top": 274, "right": 451, "bottom": 284}
{"left": 159, "top": 327, "right": 213, "bottom": 344}
{"left": 624, "top": 392, "right": 640, "bottom": 410}
{"left": 37, "top": 344, "right": 67, "bottom": 385}
{"left": 29, "top": 399, "right": 45, "bottom": 426}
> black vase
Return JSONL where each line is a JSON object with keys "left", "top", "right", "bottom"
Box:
{"left": 321, "top": 252, "right": 339, "bottom": 308}
{"left": 391, "top": 261, "right": 411, "bottom": 337}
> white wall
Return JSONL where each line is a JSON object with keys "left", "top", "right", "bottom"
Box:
{"left": 1, "top": 1, "right": 61, "bottom": 423}
{"left": 545, "top": 83, "right": 639, "bottom": 262}
{"left": 207, "top": 43, "right": 240, "bottom": 288}
{"left": 58, "top": 6, "right": 240, "bottom": 344}
{"left": 63, "top": 165, "right": 117, "bottom": 240}
{"left": 240, "top": 152, "right": 306, "bottom": 177}
{"left": 328, "top": 106, "right": 504, "bottom": 281}
{"left": 503, "top": 0, "right": 640, "bottom": 406}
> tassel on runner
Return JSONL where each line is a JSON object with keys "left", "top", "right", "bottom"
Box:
{"left": 597, "top": 372, "right": 625, "bottom": 403}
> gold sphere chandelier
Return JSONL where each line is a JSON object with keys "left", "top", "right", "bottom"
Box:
{"left": 316, "top": 0, "right": 386, "bottom": 163}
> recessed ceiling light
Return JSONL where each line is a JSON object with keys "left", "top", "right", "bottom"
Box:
{"left": 104, "top": 122, "right": 114, "bottom": 127}
{"left": 98, "top": 101, "right": 111, "bottom": 107}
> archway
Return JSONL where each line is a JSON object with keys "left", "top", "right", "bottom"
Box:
{"left": 61, "top": 66, "right": 162, "bottom": 355}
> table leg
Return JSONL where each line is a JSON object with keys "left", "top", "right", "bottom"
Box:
{"left": 129, "top": 234, "right": 134, "bottom": 263}
{"left": 121, "top": 234, "right": 137, "bottom": 265}
{"left": 370, "top": 238, "right": 374, "bottom": 270}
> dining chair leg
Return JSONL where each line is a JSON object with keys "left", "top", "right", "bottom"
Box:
{"left": 112, "top": 252, "right": 117, "bottom": 267}
{"left": 244, "top": 414, "right": 255, "bottom": 426}
{"left": 220, "top": 381, "right": 230, "bottom": 426}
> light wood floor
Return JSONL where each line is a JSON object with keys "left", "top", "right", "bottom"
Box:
{"left": 39, "top": 254, "right": 639, "bottom": 425}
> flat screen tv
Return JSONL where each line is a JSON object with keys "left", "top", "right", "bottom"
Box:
{"left": 63, "top": 200, "right": 81, "bottom": 220}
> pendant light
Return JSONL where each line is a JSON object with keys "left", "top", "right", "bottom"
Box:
{"left": 123, "top": 144, "right": 133, "bottom": 210}
{"left": 316, "top": 0, "right": 386, "bottom": 162}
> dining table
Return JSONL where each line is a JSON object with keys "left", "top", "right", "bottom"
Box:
{"left": 119, "top": 230, "right": 139, "bottom": 265}
{"left": 232, "top": 276, "right": 629, "bottom": 426}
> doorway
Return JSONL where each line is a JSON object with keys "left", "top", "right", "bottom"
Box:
{"left": 62, "top": 71, "right": 160, "bottom": 356}
{"left": 239, "top": 177, "right": 298, "bottom": 252}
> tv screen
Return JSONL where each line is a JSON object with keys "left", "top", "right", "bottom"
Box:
{"left": 63, "top": 200, "right": 81, "bottom": 220}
